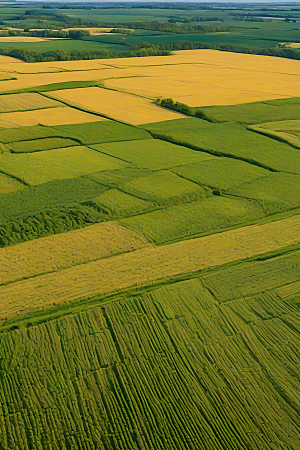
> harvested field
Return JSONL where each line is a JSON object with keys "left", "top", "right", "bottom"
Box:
{"left": 227, "top": 172, "right": 300, "bottom": 214}
{"left": 0, "top": 146, "right": 128, "bottom": 185}
{"left": 144, "top": 119, "right": 300, "bottom": 174}
{"left": 173, "top": 158, "right": 269, "bottom": 191}
{"left": 0, "top": 222, "right": 150, "bottom": 286}
{"left": 0, "top": 36, "right": 46, "bottom": 42}
{"left": 49, "top": 87, "right": 186, "bottom": 124}
{"left": 91, "top": 139, "right": 215, "bottom": 170}
{"left": 0, "top": 173, "right": 25, "bottom": 194}
{"left": 90, "top": 189, "right": 155, "bottom": 218}
{"left": 0, "top": 106, "right": 106, "bottom": 127}
{"left": 120, "top": 170, "right": 211, "bottom": 206}
{"left": 7, "top": 137, "right": 78, "bottom": 153}
{"left": 0, "top": 92, "right": 61, "bottom": 113}
{"left": 249, "top": 119, "right": 300, "bottom": 148}
{"left": 0, "top": 214, "right": 299, "bottom": 317}
{"left": 120, "top": 196, "right": 264, "bottom": 243}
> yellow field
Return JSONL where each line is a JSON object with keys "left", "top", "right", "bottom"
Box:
{"left": 49, "top": 87, "right": 185, "bottom": 124}
{"left": 0, "top": 106, "right": 106, "bottom": 127}
{"left": 280, "top": 42, "right": 300, "bottom": 48}
{"left": 0, "top": 214, "right": 299, "bottom": 319}
{"left": 62, "top": 27, "right": 132, "bottom": 34}
{"left": 0, "top": 92, "right": 61, "bottom": 113}
{"left": 0, "top": 50, "right": 299, "bottom": 107}
{"left": 0, "top": 55, "right": 23, "bottom": 64}
{"left": 0, "top": 37, "right": 46, "bottom": 42}
{"left": 0, "top": 222, "right": 151, "bottom": 286}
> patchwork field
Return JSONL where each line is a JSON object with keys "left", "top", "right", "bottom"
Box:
{"left": 0, "top": 48, "right": 299, "bottom": 449}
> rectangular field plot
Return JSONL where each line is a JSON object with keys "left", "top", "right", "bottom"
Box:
{"left": 0, "top": 125, "right": 67, "bottom": 143}
{"left": 0, "top": 146, "right": 128, "bottom": 186}
{"left": 0, "top": 92, "right": 61, "bottom": 113}
{"left": 91, "top": 139, "right": 215, "bottom": 170}
{"left": 144, "top": 119, "right": 300, "bottom": 174}
{"left": 120, "top": 196, "right": 264, "bottom": 244}
{"left": 0, "top": 173, "right": 25, "bottom": 194}
{"left": 202, "top": 250, "right": 300, "bottom": 302}
{"left": 120, "top": 170, "right": 211, "bottom": 206}
{"left": 49, "top": 86, "right": 185, "bottom": 125}
{"left": 199, "top": 97, "right": 300, "bottom": 125}
{"left": 0, "top": 214, "right": 299, "bottom": 317}
{"left": 90, "top": 189, "right": 155, "bottom": 219}
{"left": 249, "top": 119, "right": 300, "bottom": 149}
{"left": 173, "top": 158, "right": 269, "bottom": 191}
{"left": 0, "top": 222, "right": 150, "bottom": 286}
{"left": 0, "top": 106, "right": 106, "bottom": 128}
{"left": 52, "top": 120, "right": 152, "bottom": 145}
{"left": 7, "top": 137, "right": 78, "bottom": 153}
{"left": 0, "top": 177, "right": 109, "bottom": 221}
{"left": 88, "top": 168, "right": 153, "bottom": 188}
{"left": 227, "top": 173, "right": 300, "bottom": 214}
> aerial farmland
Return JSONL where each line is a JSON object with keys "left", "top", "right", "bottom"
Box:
{"left": 0, "top": 1, "right": 299, "bottom": 449}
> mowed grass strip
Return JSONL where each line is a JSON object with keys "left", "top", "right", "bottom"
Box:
{"left": 173, "top": 158, "right": 269, "bottom": 191}
{"left": 0, "top": 173, "right": 25, "bottom": 194}
{"left": 0, "top": 177, "right": 108, "bottom": 221}
{"left": 0, "top": 214, "right": 299, "bottom": 317}
{"left": 120, "top": 170, "right": 211, "bottom": 206}
{"left": 49, "top": 86, "right": 185, "bottom": 125}
{"left": 248, "top": 120, "right": 300, "bottom": 149}
{"left": 0, "top": 92, "right": 61, "bottom": 113}
{"left": 90, "top": 189, "right": 155, "bottom": 219}
{"left": 144, "top": 118, "right": 300, "bottom": 174}
{"left": 227, "top": 173, "right": 300, "bottom": 214}
{"left": 91, "top": 139, "right": 215, "bottom": 170}
{"left": 7, "top": 137, "right": 78, "bottom": 153}
{"left": 120, "top": 196, "right": 264, "bottom": 244}
{"left": 0, "top": 222, "right": 151, "bottom": 286}
{"left": 0, "top": 106, "right": 106, "bottom": 128}
{"left": 0, "top": 146, "right": 128, "bottom": 185}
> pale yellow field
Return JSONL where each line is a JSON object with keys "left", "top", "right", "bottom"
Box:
{"left": 0, "top": 214, "right": 299, "bottom": 319}
{"left": 0, "top": 55, "right": 23, "bottom": 64}
{"left": 0, "top": 106, "right": 106, "bottom": 127}
{"left": 62, "top": 27, "right": 132, "bottom": 35}
{"left": 0, "top": 92, "right": 61, "bottom": 113}
{"left": 0, "top": 50, "right": 299, "bottom": 107}
{"left": 0, "top": 37, "right": 46, "bottom": 42}
{"left": 0, "top": 222, "right": 151, "bottom": 286}
{"left": 49, "top": 87, "right": 185, "bottom": 124}
{"left": 280, "top": 42, "right": 300, "bottom": 49}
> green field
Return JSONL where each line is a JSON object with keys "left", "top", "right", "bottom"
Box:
{"left": 7, "top": 137, "right": 78, "bottom": 153}
{"left": 120, "top": 196, "right": 264, "bottom": 243}
{"left": 248, "top": 119, "right": 300, "bottom": 148}
{"left": 144, "top": 118, "right": 300, "bottom": 174}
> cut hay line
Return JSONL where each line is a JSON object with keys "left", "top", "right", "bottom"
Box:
{"left": 0, "top": 222, "right": 151, "bottom": 287}
{"left": 0, "top": 146, "right": 128, "bottom": 186}
{"left": 0, "top": 214, "right": 299, "bottom": 318}
{"left": 0, "top": 106, "right": 106, "bottom": 128}
{"left": 0, "top": 92, "right": 61, "bottom": 113}
{"left": 49, "top": 87, "right": 186, "bottom": 125}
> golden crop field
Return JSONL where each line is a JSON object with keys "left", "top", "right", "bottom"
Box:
{"left": 62, "top": 27, "right": 132, "bottom": 34}
{"left": 0, "top": 214, "right": 299, "bottom": 319}
{"left": 0, "top": 37, "right": 46, "bottom": 42}
{"left": 49, "top": 87, "right": 185, "bottom": 124}
{"left": 0, "top": 106, "right": 106, "bottom": 127}
{"left": 0, "top": 222, "right": 151, "bottom": 286}
{"left": 0, "top": 50, "right": 298, "bottom": 107}
{"left": 0, "top": 92, "right": 61, "bottom": 113}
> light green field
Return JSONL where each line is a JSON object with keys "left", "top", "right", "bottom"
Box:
{"left": 249, "top": 119, "right": 300, "bottom": 149}
{"left": 88, "top": 167, "right": 153, "bottom": 188}
{"left": 227, "top": 172, "right": 300, "bottom": 214}
{"left": 90, "top": 188, "right": 155, "bottom": 218}
{"left": 0, "top": 172, "right": 25, "bottom": 194}
{"left": 0, "top": 146, "right": 128, "bottom": 185}
{"left": 120, "top": 196, "right": 264, "bottom": 243}
{"left": 120, "top": 170, "right": 211, "bottom": 206}
{"left": 173, "top": 157, "right": 269, "bottom": 191}
{"left": 144, "top": 119, "right": 300, "bottom": 174}
{"left": 91, "top": 138, "right": 215, "bottom": 170}
{"left": 7, "top": 137, "right": 78, "bottom": 153}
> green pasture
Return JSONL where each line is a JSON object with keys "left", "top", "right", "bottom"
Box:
{"left": 7, "top": 137, "right": 78, "bottom": 153}
{"left": 88, "top": 167, "right": 153, "bottom": 188}
{"left": 249, "top": 119, "right": 300, "bottom": 149}
{"left": 120, "top": 196, "right": 264, "bottom": 244}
